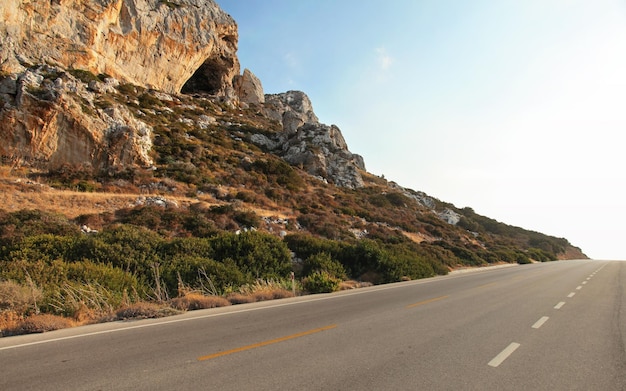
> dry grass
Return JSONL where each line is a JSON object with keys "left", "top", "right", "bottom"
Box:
{"left": 0, "top": 310, "right": 22, "bottom": 335}
{"left": 234, "top": 280, "right": 295, "bottom": 303}
{"left": 2, "top": 313, "right": 75, "bottom": 336}
{"left": 170, "top": 292, "right": 231, "bottom": 311}
{"left": 401, "top": 230, "right": 436, "bottom": 244}
{"left": 0, "top": 280, "right": 41, "bottom": 313}
{"left": 0, "top": 171, "right": 290, "bottom": 223}
{"left": 225, "top": 293, "right": 257, "bottom": 305}
{"left": 339, "top": 280, "right": 373, "bottom": 290}
{"left": 0, "top": 178, "right": 139, "bottom": 218}
{"left": 115, "top": 302, "right": 181, "bottom": 320}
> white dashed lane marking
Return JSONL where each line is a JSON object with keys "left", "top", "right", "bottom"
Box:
{"left": 532, "top": 316, "right": 550, "bottom": 329}
{"left": 488, "top": 342, "right": 521, "bottom": 368}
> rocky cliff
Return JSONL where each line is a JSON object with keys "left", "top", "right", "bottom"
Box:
{"left": 1, "top": 0, "right": 239, "bottom": 96}
{"left": 0, "top": 0, "right": 365, "bottom": 187}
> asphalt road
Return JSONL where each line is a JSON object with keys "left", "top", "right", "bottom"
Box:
{"left": 1, "top": 260, "right": 624, "bottom": 390}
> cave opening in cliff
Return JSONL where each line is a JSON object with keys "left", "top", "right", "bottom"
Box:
{"left": 181, "top": 55, "right": 232, "bottom": 95}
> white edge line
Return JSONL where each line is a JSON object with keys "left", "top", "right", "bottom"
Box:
{"left": 532, "top": 316, "right": 550, "bottom": 329}
{"left": 488, "top": 342, "right": 521, "bottom": 367}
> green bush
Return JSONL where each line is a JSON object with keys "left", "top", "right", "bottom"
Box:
{"left": 209, "top": 231, "right": 292, "bottom": 279}
{"left": 251, "top": 159, "right": 305, "bottom": 191}
{"left": 527, "top": 247, "right": 556, "bottom": 262}
{"left": 0, "top": 210, "right": 79, "bottom": 247}
{"left": 302, "top": 252, "right": 346, "bottom": 280}
{"left": 302, "top": 271, "right": 341, "bottom": 293}
{"left": 161, "top": 255, "right": 246, "bottom": 295}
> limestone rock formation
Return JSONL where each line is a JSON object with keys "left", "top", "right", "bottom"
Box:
{"left": 265, "top": 91, "right": 319, "bottom": 134}
{"left": 257, "top": 91, "right": 366, "bottom": 188}
{"left": 0, "top": 0, "right": 240, "bottom": 95}
{"left": 0, "top": 0, "right": 366, "bottom": 188}
{"left": 280, "top": 122, "right": 365, "bottom": 188}
{"left": 233, "top": 69, "right": 264, "bottom": 106}
{"left": 0, "top": 65, "right": 153, "bottom": 172}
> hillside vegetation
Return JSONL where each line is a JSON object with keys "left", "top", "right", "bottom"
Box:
{"left": 0, "top": 71, "right": 585, "bottom": 336}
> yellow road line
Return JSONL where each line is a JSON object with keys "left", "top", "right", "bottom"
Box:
{"left": 406, "top": 295, "right": 449, "bottom": 309}
{"left": 476, "top": 282, "right": 497, "bottom": 289}
{"left": 197, "top": 324, "right": 338, "bottom": 361}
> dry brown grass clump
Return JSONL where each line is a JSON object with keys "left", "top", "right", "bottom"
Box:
{"left": 0, "top": 280, "right": 42, "bottom": 313}
{"left": 225, "top": 293, "right": 256, "bottom": 305}
{"left": 231, "top": 280, "right": 295, "bottom": 304}
{"left": 339, "top": 280, "right": 373, "bottom": 290}
{"left": 0, "top": 310, "right": 22, "bottom": 336}
{"left": 169, "top": 293, "right": 231, "bottom": 311}
{"left": 115, "top": 302, "right": 181, "bottom": 320}
{"left": 2, "top": 313, "right": 75, "bottom": 336}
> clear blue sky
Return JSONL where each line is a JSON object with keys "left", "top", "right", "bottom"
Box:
{"left": 218, "top": 0, "right": 626, "bottom": 260}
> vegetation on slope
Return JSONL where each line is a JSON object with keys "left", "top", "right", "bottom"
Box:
{"left": 0, "top": 70, "right": 585, "bottom": 335}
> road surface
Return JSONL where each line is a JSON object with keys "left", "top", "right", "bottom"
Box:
{"left": 1, "top": 259, "right": 624, "bottom": 390}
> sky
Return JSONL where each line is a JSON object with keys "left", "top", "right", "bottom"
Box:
{"left": 218, "top": 0, "right": 626, "bottom": 260}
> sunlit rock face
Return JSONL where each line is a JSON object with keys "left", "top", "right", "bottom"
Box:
{"left": 233, "top": 69, "right": 265, "bottom": 106}
{"left": 0, "top": 66, "right": 154, "bottom": 172}
{"left": 0, "top": 0, "right": 240, "bottom": 95}
{"left": 260, "top": 91, "right": 366, "bottom": 189}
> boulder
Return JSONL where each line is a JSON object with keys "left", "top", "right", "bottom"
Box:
{"left": 233, "top": 68, "right": 264, "bottom": 105}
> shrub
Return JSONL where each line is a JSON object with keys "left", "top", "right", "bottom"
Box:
{"left": 43, "top": 280, "right": 128, "bottom": 318}
{"left": 302, "top": 271, "right": 341, "bottom": 293}
{"left": 251, "top": 159, "right": 305, "bottom": 191}
{"left": 284, "top": 234, "right": 345, "bottom": 262}
{"left": 527, "top": 248, "right": 556, "bottom": 262}
{"left": 161, "top": 255, "right": 246, "bottom": 296}
{"left": 209, "top": 231, "right": 292, "bottom": 279}
{"left": 233, "top": 210, "right": 261, "bottom": 228}
{"left": 302, "top": 252, "right": 346, "bottom": 280}
{"left": 385, "top": 192, "right": 410, "bottom": 207}
{"left": 72, "top": 225, "right": 163, "bottom": 278}
{"left": 515, "top": 252, "right": 532, "bottom": 264}
{"left": 0, "top": 210, "right": 79, "bottom": 246}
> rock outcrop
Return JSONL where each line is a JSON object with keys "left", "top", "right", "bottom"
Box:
{"left": 258, "top": 91, "right": 366, "bottom": 188}
{"left": 0, "top": 0, "right": 240, "bottom": 96}
{"left": 233, "top": 69, "right": 265, "bottom": 106}
{"left": 0, "top": 65, "right": 153, "bottom": 172}
{"left": 265, "top": 91, "right": 319, "bottom": 134}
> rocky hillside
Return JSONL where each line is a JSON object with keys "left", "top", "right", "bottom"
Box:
{"left": 0, "top": 0, "right": 586, "bottom": 334}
